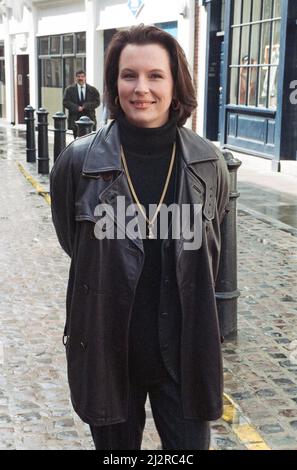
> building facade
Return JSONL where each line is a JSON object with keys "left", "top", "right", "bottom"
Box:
{"left": 0, "top": 0, "right": 195, "bottom": 127}
{"left": 202, "top": 0, "right": 297, "bottom": 171}
{"left": 1, "top": 0, "right": 296, "bottom": 172}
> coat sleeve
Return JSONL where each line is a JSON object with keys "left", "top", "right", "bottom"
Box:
{"left": 215, "top": 152, "right": 230, "bottom": 224}
{"left": 204, "top": 139, "right": 230, "bottom": 224}
{"left": 50, "top": 143, "right": 76, "bottom": 258}
{"left": 83, "top": 87, "right": 100, "bottom": 111}
{"left": 63, "top": 87, "right": 79, "bottom": 113}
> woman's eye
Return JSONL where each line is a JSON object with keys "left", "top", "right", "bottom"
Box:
{"left": 122, "top": 74, "right": 135, "bottom": 79}
{"left": 150, "top": 74, "right": 162, "bottom": 79}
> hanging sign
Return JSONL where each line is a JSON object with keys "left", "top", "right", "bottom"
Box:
{"left": 127, "top": 0, "right": 144, "bottom": 17}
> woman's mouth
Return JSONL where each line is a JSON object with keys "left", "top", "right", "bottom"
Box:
{"left": 130, "top": 101, "right": 155, "bottom": 109}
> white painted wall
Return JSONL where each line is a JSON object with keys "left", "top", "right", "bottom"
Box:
{"left": 177, "top": 0, "right": 195, "bottom": 74}
{"left": 3, "top": 16, "right": 14, "bottom": 123}
{"left": 177, "top": 0, "right": 195, "bottom": 128}
{"left": 5, "top": 6, "right": 31, "bottom": 36}
{"left": 28, "top": 4, "right": 38, "bottom": 110}
{"left": 36, "top": 0, "right": 85, "bottom": 36}
{"left": 85, "top": 0, "right": 103, "bottom": 125}
{"left": 97, "top": 0, "right": 179, "bottom": 30}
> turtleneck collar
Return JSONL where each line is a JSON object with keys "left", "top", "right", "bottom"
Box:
{"left": 118, "top": 113, "right": 177, "bottom": 155}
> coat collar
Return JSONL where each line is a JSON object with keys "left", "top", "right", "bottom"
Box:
{"left": 82, "top": 120, "right": 219, "bottom": 176}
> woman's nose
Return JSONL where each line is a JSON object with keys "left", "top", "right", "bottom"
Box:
{"left": 134, "top": 78, "right": 149, "bottom": 94}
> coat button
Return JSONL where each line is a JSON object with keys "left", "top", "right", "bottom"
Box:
{"left": 160, "top": 312, "right": 168, "bottom": 318}
{"left": 103, "top": 172, "right": 112, "bottom": 181}
{"left": 90, "top": 228, "right": 97, "bottom": 240}
{"left": 164, "top": 278, "right": 170, "bottom": 286}
{"left": 107, "top": 191, "right": 117, "bottom": 203}
{"left": 80, "top": 341, "right": 87, "bottom": 351}
{"left": 83, "top": 284, "right": 89, "bottom": 294}
{"left": 163, "top": 240, "right": 170, "bottom": 251}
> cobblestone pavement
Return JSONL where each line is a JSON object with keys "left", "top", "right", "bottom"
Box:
{"left": 0, "top": 125, "right": 297, "bottom": 450}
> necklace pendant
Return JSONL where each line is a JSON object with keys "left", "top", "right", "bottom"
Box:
{"left": 148, "top": 225, "right": 155, "bottom": 239}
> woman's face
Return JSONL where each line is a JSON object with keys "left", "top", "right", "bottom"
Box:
{"left": 117, "top": 43, "right": 174, "bottom": 128}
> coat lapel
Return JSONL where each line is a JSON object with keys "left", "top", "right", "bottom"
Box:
{"left": 99, "top": 172, "right": 144, "bottom": 253}
{"left": 82, "top": 122, "right": 144, "bottom": 252}
{"left": 174, "top": 128, "right": 219, "bottom": 260}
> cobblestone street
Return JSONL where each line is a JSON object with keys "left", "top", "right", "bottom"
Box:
{"left": 0, "top": 126, "right": 297, "bottom": 450}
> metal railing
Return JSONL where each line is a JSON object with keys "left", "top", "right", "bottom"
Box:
{"left": 24, "top": 105, "right": 94, "bottom": 172}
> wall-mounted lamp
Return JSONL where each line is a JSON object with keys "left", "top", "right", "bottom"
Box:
{"left": 178, "top": 0, "right": 187, "bottom": 17}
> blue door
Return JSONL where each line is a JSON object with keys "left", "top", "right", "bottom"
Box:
{"left": 218, "top": 40, "right": 224, "bottom": 141}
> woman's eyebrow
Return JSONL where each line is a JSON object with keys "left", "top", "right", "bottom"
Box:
{"left": 120, "top": 68, "right": 166, "bottom": 73}
{"left": 149, "top": 69, "right": 165, "bottom": 73}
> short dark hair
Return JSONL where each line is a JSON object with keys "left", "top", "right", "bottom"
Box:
{"left": 76, "top": 70, "right": 86, "bottom": 76}
{"left": 104, "top": 24, "right": 197, "bottom": 127}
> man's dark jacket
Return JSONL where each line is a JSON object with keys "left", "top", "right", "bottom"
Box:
{"left": 63, "top": 83, "right": 100, "bottom": 130}
{"left": 50, "top": 120, "right": 230, "bottom": 426}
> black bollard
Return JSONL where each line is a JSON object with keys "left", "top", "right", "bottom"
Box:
{"left": 36, "top": 108, "right": 49, "bottom": 174}
{"left": 24, "top": 105, "right": 36, "bottom": 163}
{"left": 53, "top": 112, "right": 67, "bottom": 162}
{"left": 75, "top": 116, "right": 95, "bottom": 138}
{"left": 216, "top": 151, "right": 242, "bottom": 339}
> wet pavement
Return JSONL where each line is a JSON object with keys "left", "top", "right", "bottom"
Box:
{"left": 0, "top": 124, "right": 297, "bottom": 449}
{"left": 239, "top": 183, "right": 297, "bottom": 230}
{"left": 234, "top": 149, "right": 297, "bottom": 231}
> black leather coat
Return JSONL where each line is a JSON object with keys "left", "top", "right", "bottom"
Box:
{"left": 50, "top": 120, "right": 230, "bottom": 426}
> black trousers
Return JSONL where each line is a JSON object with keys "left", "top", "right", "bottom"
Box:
{"left": 90, "top": 376, "right": 210, "bottom": 450}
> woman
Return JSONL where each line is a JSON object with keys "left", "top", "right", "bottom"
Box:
{"left": 50, "top": 24, "right": 230, "bottom": 450}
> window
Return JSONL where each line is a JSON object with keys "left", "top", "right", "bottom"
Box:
{"left": 39, "top": 36, "right": 49, "bottom": 56}
{"left": 154, "top": 22, "right": 178, "bottom": 38}
{"left": 38, "top": 33, "right": 86, "bottom": 125}
{"left": 50, "top": 36, "right": 61, "bottom": 55}
{"left": 76, "top": 32, "right": 86, "bottom": 54}
{"left": 64, "top": 57, "right": 86, "bottom": 85}
{"left": 41, "top": 58, "right": 62, "bottom": 88}
{"left": 63, "top": 35, "right": 74, "bottom": 55}
{"left": 229, "top": 0, "right": 280, "bottom": 109}
{"left": 220, "top": 0, "right": 226, "bottom": 31}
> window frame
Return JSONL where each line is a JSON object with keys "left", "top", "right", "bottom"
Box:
{"left": 37, "top": 32, "right": 86, "bottom": 92}
{"left": 228, "top": 0, "right": 281, "bottom": 110}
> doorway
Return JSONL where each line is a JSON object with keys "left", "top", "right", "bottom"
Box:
{"left": 16, "top": 55, "right": 30, "bottom": 124}
{"left": 204, "top": 0, "right": 225, "bottom": 141}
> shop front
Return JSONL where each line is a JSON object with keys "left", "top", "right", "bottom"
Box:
{"left": 205, "top": 0, "right": 297, "bottom": 169}
{"left": 38, "top": 32, "right": 86, "bottom": 126}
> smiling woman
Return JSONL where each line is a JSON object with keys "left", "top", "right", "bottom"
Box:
{"left": 104, "top": 24, "right": 197, "bottom": 126}
{"left": 117, "top": 43, "right": 174, "bottom": 128}
{"left": 50, "top": 23, "right": 230, "bottom": 451}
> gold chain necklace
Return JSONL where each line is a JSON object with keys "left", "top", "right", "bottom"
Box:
{"left": 120, "top": 142, "right": 176, "bottom": 239}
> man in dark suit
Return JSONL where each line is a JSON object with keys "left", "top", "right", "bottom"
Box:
{"left": 63, "top": 70, "right": 100, "bottom": 138}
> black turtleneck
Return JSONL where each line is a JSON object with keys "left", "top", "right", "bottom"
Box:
{"left": 118, "top": 115, "right": 178, "bottom": 385}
